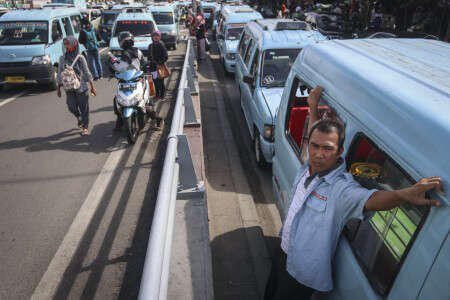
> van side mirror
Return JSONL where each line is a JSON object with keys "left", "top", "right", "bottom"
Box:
{"left": 243, "top": 75, "right": 254, "bottom": 85}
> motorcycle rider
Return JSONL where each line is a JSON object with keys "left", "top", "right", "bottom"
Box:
{"left": 111, "top": 31, "right": 148, "bottom": 131}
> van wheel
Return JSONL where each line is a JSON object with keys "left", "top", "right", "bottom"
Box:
{"left": 48, "top": 67, "right": 58, "bottom": 90}
{"left": 254, "top": 129, "right": 270, "bottom": 169}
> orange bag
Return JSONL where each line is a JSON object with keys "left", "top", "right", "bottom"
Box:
{"left": 157, "top": 64, "right": 170, "bottom": 79}
{"left": 148, "top": 76, "right": 156, "bottom": 97}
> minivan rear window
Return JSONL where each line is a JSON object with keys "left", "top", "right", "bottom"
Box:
{"left": 152, "top": 12, "right": 174, "bottom": 25}
{"left": 0, "top": 21, "right": 48, "bottom": 45}
{"left": 114, "top": 20, "right": 154, "bottom": 37}
{"left": 261, "top": 48, "right": 301, "bottom": 87}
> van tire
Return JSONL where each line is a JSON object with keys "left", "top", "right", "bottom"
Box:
{"left": 48, "top": 67, "right": 58, "bottom": 90}
{"left": 254, "top": 129, "right": 270, "bottom": 169}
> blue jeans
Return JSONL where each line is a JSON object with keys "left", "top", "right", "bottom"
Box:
{"left": 87, "top": 49, "right": 103, "bottom": 78}
{"left": 66, "top": 90, "right": 89, "bottom": 128}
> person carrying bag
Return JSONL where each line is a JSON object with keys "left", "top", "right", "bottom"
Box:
{"left": 147, "top": 30, "right": 169, "bottom": 127}
{"left": 57, "top": 36, "right": 96, "bottom": 136}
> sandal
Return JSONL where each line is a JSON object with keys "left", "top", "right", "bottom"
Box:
{"left": 81, "top": 128, "right": 89, "bottom": 136}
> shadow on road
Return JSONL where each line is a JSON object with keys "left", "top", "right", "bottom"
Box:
{"left": 0, "top": 121, "right": 121, "bottom": 154}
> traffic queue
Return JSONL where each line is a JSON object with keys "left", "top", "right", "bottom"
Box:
{"left": 0, "top": 1, "right": 449, "bottom": 300}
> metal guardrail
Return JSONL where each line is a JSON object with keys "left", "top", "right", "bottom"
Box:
{"left": 138, "top": 38, "right": 203, "bottom": 300}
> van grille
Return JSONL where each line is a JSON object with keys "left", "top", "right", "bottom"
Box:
{"left": 0, "top": 61, "right": 31, "bottom": 68}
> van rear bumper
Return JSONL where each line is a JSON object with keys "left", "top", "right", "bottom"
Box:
{"left": 0, "top": 63, "right": 54, "bottom": 84}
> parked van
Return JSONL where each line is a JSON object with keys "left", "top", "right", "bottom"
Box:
{"left": 216, "top": 5, "right": 262, "bottom": 74}
{"left": 98, "top": 9, "right": 121, "bottom": 43}
{"left": 0, "top": 8, "right": 84, "bottom": 90}
{"left": 148, "top": 3, "right": 179, "bottom": 50}
{"left": 109, "top": 12, "right": 158, "bottom": 57}
{"left": 235, "top": 19, "right": 326, "bottom": 167}
{"left": 272, "top": 38, "right": 450, "bottom": 299}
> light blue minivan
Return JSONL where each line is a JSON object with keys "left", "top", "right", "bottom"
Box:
{"left": 235, "top": 19, "right": 326, "bottom": 168}
{"left": 0, "top": 8, "right": 84, "bottom": 90}
{"left": 148, "top": 3, "right": 179, "bottom": 50}
{"left": 272, "top": 38, "right": 450, "bottom": 299}
{"left": 216, "top": 5, "right": 262, "bottom": 74}
{"left": 109, "top": 12, "right": 158, "bottom": 57}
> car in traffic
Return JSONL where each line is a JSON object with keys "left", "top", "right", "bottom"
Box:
{"left": 109, "top": 12, "right": 158, "bottom": 57}
{"left": 235, "top": 19, "right": 326, "bottom": 167}
{"left": 272, "top": 38, "right": 450, "bottom": 300}
{"left": 0, "top": 7, "right": 84, "bottom": 90}
{"left": 216, "top": 5, "right": 262, "bottom": 74}
{"left": 148, "top": 3, "right": 179, "bottom": 50}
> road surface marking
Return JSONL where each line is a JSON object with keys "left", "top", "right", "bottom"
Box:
{"left": 31, "top": 138, "right": 128, "bottom": 300}
{"left": 0, "top": 92, "right": 26, "bottom": 108}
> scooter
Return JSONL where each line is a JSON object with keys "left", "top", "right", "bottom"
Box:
{"left": 109, "top": 53, "right": 151, "bottom": 144}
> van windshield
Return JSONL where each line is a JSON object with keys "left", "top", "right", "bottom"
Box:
{"left": 0, "top": 21, "right": 48, "bottom": 45}
{"left": 114, "top": 20, "right": 154, "bottom": 37}
{"left": 261, "top": 48, "right": 301, "bottom": 88}
{"left": 226, "top": 27, "right": 243, "bottom": 40}
{"left": 101, "top": 13, "right": 119, "bottom": 25}
{"left": 152, "top": 12, "right": 174, "bottom": 25}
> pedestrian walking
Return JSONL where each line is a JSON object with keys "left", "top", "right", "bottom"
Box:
{"left": 264, "top": 87, "right": 442, "bottom": 300}
{"left": 147, "top": 30, "right": 169, "bottom": 100}
{"left": 79, "top": 19, "right": 103, "bottom": 80}
{"left": 57, "top": 36, "right": 96, "bottom": 136}
{"left": 195, "top": 15, "right": 207, "bottom": 61}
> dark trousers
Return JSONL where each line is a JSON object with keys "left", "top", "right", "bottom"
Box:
{"left": 66, "top": 90, "right": 89, "bottom": 128}
{"left": 154, "top": 77, "right": 165, "bottom": 98}
{"left": 264, "top": 240, "right": 314, "bottom": 300}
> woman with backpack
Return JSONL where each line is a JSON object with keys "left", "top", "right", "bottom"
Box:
{"left": 147, "top": 30, "right": 168, "bottom": 100}
{"left": 57, "top": 36, "right": 96, "bottom": 136}
{"left": 79, "top": 19, "right": 103, "bottom": 80}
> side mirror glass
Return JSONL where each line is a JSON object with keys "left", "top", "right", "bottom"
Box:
{"left": 243, "top": 75, "right": 254, "bottom": 85}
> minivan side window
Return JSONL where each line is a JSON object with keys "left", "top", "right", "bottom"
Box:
{"left": 243, "top": 39, "right": 254, "bottom": 66}
{"left": 70, "top": 15, "right": 82, "bottom": 33}
{"left": 51, "top": 20, "right": 63, "bottom": 42}
{"left": 238, "top": 31, "right": 251, "bottom": 58}
{"left": 345, "top": 134, "right": 429, "bottom": 296}
{"left": 284, "top": 77, "right": 340, "bottom": 163}
{"left": 62, "top": 17, "right": 74, "bottom": 36}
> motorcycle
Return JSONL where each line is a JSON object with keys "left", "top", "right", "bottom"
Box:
{"left": 109, "top": 53, "right": 151, "bottom": 144}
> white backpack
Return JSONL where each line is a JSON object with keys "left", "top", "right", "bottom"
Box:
{"left": 61, "top": 55, "right": 82, "bottom": 91}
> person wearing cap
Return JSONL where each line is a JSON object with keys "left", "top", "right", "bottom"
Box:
{"left": 79, "top": 18, "right": 103, "bottom": 80}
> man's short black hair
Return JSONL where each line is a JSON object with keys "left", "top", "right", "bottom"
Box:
{"left": 308, "top": 119, "right": 345, "bottom": 151}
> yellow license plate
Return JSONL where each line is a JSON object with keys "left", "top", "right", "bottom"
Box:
{"left": 5, "top": 76, "right": 25, "bottom": 83}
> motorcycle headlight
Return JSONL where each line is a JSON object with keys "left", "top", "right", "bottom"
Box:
{"left": 31, "top": 55, "right": 51, "bottom": 65}
{"left": 225, "top": 53, "right": 236, "bottom": 60}
{"left": 263, "top": 124, "right": 274, "bottom": 142}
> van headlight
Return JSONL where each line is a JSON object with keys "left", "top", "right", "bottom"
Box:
{"left": 263, "top": 124, "right": 274, "bottom": 142}
{"left": 225, "top": 53, "right": 236, "bottom": 60}
{"left": 31, "top": 55, "right": 51, "bottom": 65}
{"left": 170, "top": 30, "right": 177, "bottom": 35}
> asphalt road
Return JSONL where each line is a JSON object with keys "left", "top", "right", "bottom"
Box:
{"left": 0, "top": 44, "right": 185, "bottom": 300}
